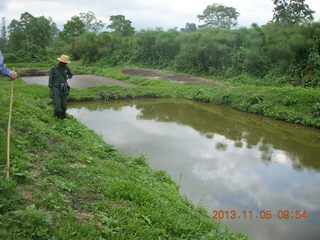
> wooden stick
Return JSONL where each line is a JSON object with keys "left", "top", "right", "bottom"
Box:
{"left": 6, "top": 68, "right": 14, "bottom": 179}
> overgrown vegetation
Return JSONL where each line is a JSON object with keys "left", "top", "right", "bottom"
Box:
{"left": 1, "top": 1, "right": 320, "bottom": 87}
{"left": 0, "top": 78, "right": 251, "bottom": 239}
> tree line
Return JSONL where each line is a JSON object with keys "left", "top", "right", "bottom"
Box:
{"left": 0, "top": 0, "right": 319, "bottom": 87}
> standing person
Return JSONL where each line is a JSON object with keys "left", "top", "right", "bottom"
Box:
{"left": 0, "top": 51, "right": 17, "bottom": 79}
{"left": 48, "top": 54, "right": 73, "bottom": 119}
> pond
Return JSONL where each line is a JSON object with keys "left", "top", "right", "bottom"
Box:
{"left": 21, "top": 74, "right": 133, "bottom": 88}
{"left": 68, "top": 98, "right": 320, "bottom": 240}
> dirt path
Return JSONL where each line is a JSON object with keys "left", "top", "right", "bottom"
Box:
{"left": 122, "top": 68, "right": 221, "bottom": 85}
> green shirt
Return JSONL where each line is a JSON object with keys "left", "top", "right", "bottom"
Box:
{"left": 48, "top": 65, "right": 73, "bottom": 88}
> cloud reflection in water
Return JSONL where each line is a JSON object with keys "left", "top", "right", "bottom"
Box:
{"left": 68, "top": 99, "right": 320, "bottom": 240}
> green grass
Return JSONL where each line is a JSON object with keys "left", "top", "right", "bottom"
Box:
{"left": 0, "top": 77, "right": 251, "bottom": 239}
{"left": 62, "top": 65, "right": 320, "bottom": 128}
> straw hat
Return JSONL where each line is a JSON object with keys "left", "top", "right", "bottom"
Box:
{"left": 57, "top": 54, "right": 71, "bottom": 64}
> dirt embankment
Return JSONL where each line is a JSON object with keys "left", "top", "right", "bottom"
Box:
{"left": 122, "top": 68, "right": 221, "bottom": 85}
{"left": 18, "top": 68, "right": 49, "bottom": 77}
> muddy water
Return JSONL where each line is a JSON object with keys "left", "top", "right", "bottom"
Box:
{"left": 68, "top": 99, "right": 320, "bottom": 240}
{"left": 21, "top": 75, "right": 133, "bottom": 88}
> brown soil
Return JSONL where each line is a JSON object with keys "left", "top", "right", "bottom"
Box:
{"left": 122, "top": 68, "right": 221, "bottom": 85}
{"left": 122, "top": 68, "right": 162, "bottom": 78}
{"left": 17, "top": 186, "right": 34, "bottom": 200}
{"left": 18, "top": 68, "right": 49, "bottom": 77}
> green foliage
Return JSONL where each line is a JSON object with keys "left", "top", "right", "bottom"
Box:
{"left": 198, "top": 3, "right": 239, "bottom": 29}
{"left": 8, "top": 12, "right": 54, "bottom": 51}
{"left": 1, "top": 17, "right": 6, "bottom": 39}
{"left": 174, "top": 29, "right": 237, "bottom": 74}
{"left": 132, "top": 29, "right": 179, "bottom": 68}
{"left": 64, "top": 21, "right": 316, "bottom": 86}
{"left": 55, "top": 12, "right": 104, "bottom": 62}
{"left": 301, "top": 29, "right": 320, "bottom": 87}
{"left": 108, "top": 15, "right": 135, "bottom": 36}
{"left": 133, "top": 154, "right": 149, "bottom": 167}
{"left": 0, "top": 205, "right": 52, "bottom": 240}
{"left": 0, "top": 17, "right": 7, "bottom": 52}
{"left": 48, "top": 17, "right": 60, "bottom": 41}
{"left": 181, "top": 22, "right": 197, "bottom": 32}
{"left": 97, "top": 33, "right": 137, "bottom": 66}
{"left": 59, "top": 16, "right": 85, "bottom": 41}
{"left": 0, "top": 37, "right": 7, "bottom": 52}
{"left": 282, "top": 96, "right": 298, "bottom": 106}
{"left": 5, "top": 12, "right": 56, "bottom": 62}
{"left": 46, "top": 40, "right": 71, "bottom": 60}
{"left": 0, "top": 180, "right": 22, "bottom": 214}
{"left": 3, "top": 10, "right": 320, "bottom": 88}
{"left": 248, "top": 94, "right": 264, "bottom": 105}
{"left": 312, "top": 102, "right": 320, "bottom": 118}
{"left": 79, "top": 11, "right": 104, "bottom": 32}
{"left": 74, "top": 32, "right": 100, "bottom": 64}
{"left": 271, "top": 0, "right": 314, "bottom": 24}
{"left": 201, "top": 228, "right": 249, "bottom": 240}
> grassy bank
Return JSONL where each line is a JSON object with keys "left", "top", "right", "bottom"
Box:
{"left": 11, "top": 61, "right": 320, "bottom": 127}
{"left": 0, "top": 78, "right": 251, "bottom": 238}
{"left": 61, "top": 64, "right": 320, "bottom": 128}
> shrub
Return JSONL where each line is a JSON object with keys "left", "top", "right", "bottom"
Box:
{"left": 282, "top": 96, "right": 298, "bottom": 106}
{"left": 312, "top": 102, "right": 320, "bottom": 118}
{"left": 0, "top": 179, "right": 22, "bottom": 214}
{"left": 0, "top": 205, "right": 52, "bottom": 239}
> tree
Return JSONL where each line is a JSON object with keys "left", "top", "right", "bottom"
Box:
{"left": 107, "top": 15, "right": 135, "bottom": 36}
{"left": 8, "top": 12, "right": 53, "bottom": 50}
{"left": 1, "top": 17, "right": 6, "bottom": 39}
{"left": 49, "top": 17, "right": 60, "bottom": 40}
{"left": 181, "top": 23, "right": 197, "bottom": 32}
{"left": 271, "top": 0, "right": 314, "bottom": 24}
{"left": 59, "top": 16, "right": 85, "bottom": 40}
{"left": 197, "top": 4, "right": 239, "bottom": 29}
{"left": 79, "top": 11, "right": 104, "bottom": 32}
{"left": 74, "top": 32, "right": 99, "bottom": 64}
{"left": 0, "top": 17, "right": 7, "bottom": 51}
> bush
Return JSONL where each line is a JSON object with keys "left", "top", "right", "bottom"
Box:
{"left": 312, "top": 102, "right": 320, "bottom": 118}
{"left": 0, "top": 179, "right": 22, "bottom": 214}
{"left": 3, "top": 53, "right": 18, "bottom": 63}
{"left": 0, "top": 205, "right": 52, "bottom": 240}
{"left": 282, "top": 96, "right": 298, "bottom": 106}
{"left": 248, "top": 94, "right": 264, "bottom": 105}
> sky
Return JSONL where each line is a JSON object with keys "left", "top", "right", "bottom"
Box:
{"left": 0, "top": 0, "right": 319, "bottom": 31}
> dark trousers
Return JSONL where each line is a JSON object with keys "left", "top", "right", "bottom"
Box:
{"left": 53, "top": 87, "right": 67, "bottom": 119}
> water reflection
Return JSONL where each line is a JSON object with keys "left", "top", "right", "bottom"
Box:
{"left": 68, "top": 99, "right": 320, "bottom": 240}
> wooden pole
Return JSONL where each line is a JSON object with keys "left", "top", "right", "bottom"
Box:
{"left": 6, "top": 68, "right": 14, "bottom": 179}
